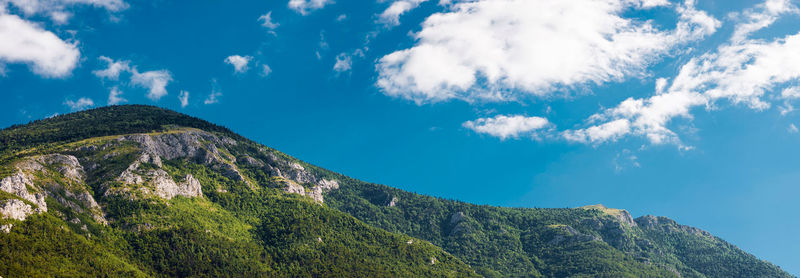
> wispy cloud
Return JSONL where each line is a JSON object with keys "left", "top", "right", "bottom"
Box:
{"left": 288, "top": 0, "right": 332, "bottom": 15}
{"left": 107, "top": 87, "right": 126, "bottom": 105}
{"left": 64, "top": 97, "right": 94, "bottom": 111}
{"left": 463, "top": 115, "right": 551, "bottom": 140}
{"left": 258, "top": 11, "right": 279, "bottom": 30}
{"left": 130, "top": 69, "right": 173, "bottom": 101}
{"left": 204, "top": 90, "right": 221, "bottom": 105}
{"left": 93, "top": 56, "right": 130, "bottom": 80}
{"left": 563, "top": 0, "right": 800, "bottom": 147}
{"left": 2, "top": 0, "right": 127, "bottom": 24}
{"left": 378, "top": 0, "right": 429, "bottom": 26}
{"left": 261, "top": 64, "right": 272, "bottom": 77}
{"left": 93, "top": 56, "right": 174, "bottom": 101}
{"left": 178, "top": 90, "right": 189, "bottom": 108}
{"left": 333, "top": 53, "right": 352, "bottom": 73}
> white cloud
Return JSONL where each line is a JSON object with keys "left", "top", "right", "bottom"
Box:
{"left": 225, "top": 55, "right": 252, "bottom": 73}
{"left": 204, "top": 91, "right": 221, "bottom": 105}
{"left": 288, "top": 0, "right": 332, "bottom": 15}
{"left": 0, "top": 13, "right": 80, "bottom": 78}
{"left": 1, "top": 0, "right": 128, "bottom": 23}
{"left": 336, "top": 14, "right": 347, "bottom": 22}
{"left": 178, "top": 90, "right": 189, "bottom": 108}
{"left": 781, "top": 86, "right": 800, "bottom": 99}
{"left": 261, "top": 64, "right": 272, "bottom": 76}
{"left": 613, "top": 148, "right": 641, "bottom": 172}
{"left": 463, "top": 115, "right": 551, "bottom": 140}
{"left": 789, "top": 123, "right": 799, "bottom": 133}
{"left": 376, "top": 0, "right": 718, "bottom": 104}
{"left": 564, "top": 0, "right": 800, "bottom": 146}
{"left": 729, "top": 0, "right": 797, "bottom": 43}
{"left": 93, "top": 56, "right": 129, "bottom": 80}
{"left": 64, "top": 97, "right": 94, "bottom": 111}
{"left": 107, "top": 87, "right": 126, "bottom": 105}
{"left": 258, "top": 11, "right": 279, "bottom": 30}
{"left": 379, "top": 0, "right": 428, "bottom": 26}
{"left": 333, "top": 53, "right": 351, "bottom": 72}
{"left": 130, "top": 69, "right": 172, "bottom": 101}
{"left": 563, "top": 119, "right": 632, "bottom": 144}
{"left": 93, "top": 56, "right": 173, "bottom": 101}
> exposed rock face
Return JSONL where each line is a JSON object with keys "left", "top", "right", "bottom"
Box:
{"left": 119, "top": 130, "right": 250, "bottom": 185}
{"left": 0, "top": 154, "right": 85, "bottom": 213}
{"left": 616, "top": 210, "right": 637, "bottom": 227}
{"left": 387, "top": 196, "right": 398, "bottom": 207}
{"left": 148, "top": 171, "right": 202, "bottom": 200}
{"left": 39, "top": 154, "right": 85, "bottom": 182}
{"left": 636, "top": 215, "right": 711, "bottom": 237}
{"left": 0, "top": 154, "right": 111, "bottom": 224}
{"left": 546, "top": 225, "right": 601, "bottom": 245}
{"left": 0, "top": 224, "right": 11, "bottom": 233}
{"left": 0, "top": 199, "right": 34, "bottom": 221}
{"left": 307, "top": 179, "right": 340, "bottom": 203}
{"left": 0, "top": 171, "right": 47, "bottom": 211}
{"left": 239, "top": 155, "right": 264, "bottom": 167}
{"left": 110, "top": 153, "right": 202, "bottom": 200}
{"left": 282, "top": 179, "right": 306, "bottom": 196}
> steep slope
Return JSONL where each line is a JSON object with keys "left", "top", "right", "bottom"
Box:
{"left": 0, "top": 106, "right": 477, "bottom": 277}
{"left": 323, "top": 179, "right": 792, "bottom": 278}
{"left": 0, "top": 105, "right": 792, "bottom": 277}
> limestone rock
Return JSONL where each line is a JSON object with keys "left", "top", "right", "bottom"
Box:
{"left": 0, "top": 171, "right": 47, "bottom": 211}
{"left": 307, "top": 179, "right": 339, "bottom": 203}
{"left": 0, "top": 199, "right": 34, "bottom": 221}
{"left": 282, "top": 180, "right": 306, "bottom": 196}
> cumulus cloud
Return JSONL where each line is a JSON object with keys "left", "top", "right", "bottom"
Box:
{"left": 64, "top": 97, "right": 94, "bottom": 111}
{"left": 333, "top": 53, "right": 351, "bottom": 72}
{"left": 107, "top": 87, "right": 126, "bottom": 105}
{"left": 93, "top": 56, "right": 173, "bottom": 101}
{"left": 130, "top": 69, "right": 172, "bottom": 101}
{"left": 178, "top": 90, "right": 189, "bottom": 108}
{"left": 564, "top": 0, "right": 800, "bottom": 146}
{"left": 225, "top": 55, "right": 252, "bottom": 73}
{"left": 288, "top": 0, "right": 332, "bottom": 15}
{"left": 463, "top": 115, "right": 551, "bottom": 140}
{"left": 0, "top": 13, "right": 80, "bottom": 78}
{"left": 376, "top": 0, "right": 718, "bottom": 104}
{"left": 379, "top": 0, "right": 429, "bottom": 26}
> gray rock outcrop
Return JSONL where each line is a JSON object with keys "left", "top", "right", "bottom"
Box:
{"left": 0, "top": 199, "right": 35, "bottom": 221}
{"left": 110, "top": 152, "right": 203, "bottom": 200}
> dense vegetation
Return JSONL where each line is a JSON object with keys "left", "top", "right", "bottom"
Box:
{"left": 0, "top": 105, "right": 242, "bottom": 158}
{"left": 0, "top": 105, "right": 792, "bottom": 277}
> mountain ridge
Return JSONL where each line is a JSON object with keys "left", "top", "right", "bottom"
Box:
{"left": 0, "top": 105, "right": 791, "bottom": 277}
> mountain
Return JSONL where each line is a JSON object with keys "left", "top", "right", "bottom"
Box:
{"left": 0, "top": 105, "right": 791, "bottom": 277}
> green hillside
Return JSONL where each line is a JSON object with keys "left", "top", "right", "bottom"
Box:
{"left": 0, "top": 105, "right": 791, "bottom": 277}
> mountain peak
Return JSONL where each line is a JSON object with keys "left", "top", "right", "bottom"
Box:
{"left": 0, "top": 106, "right": 791, "bottom": 278}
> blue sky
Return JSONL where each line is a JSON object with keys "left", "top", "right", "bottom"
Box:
{"left": 2, "top": 0, "right": 800, "bottom": 274}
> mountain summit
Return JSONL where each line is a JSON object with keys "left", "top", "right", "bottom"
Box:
{"left": 0, "top": 105, "right": 791, "bottom": 277}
